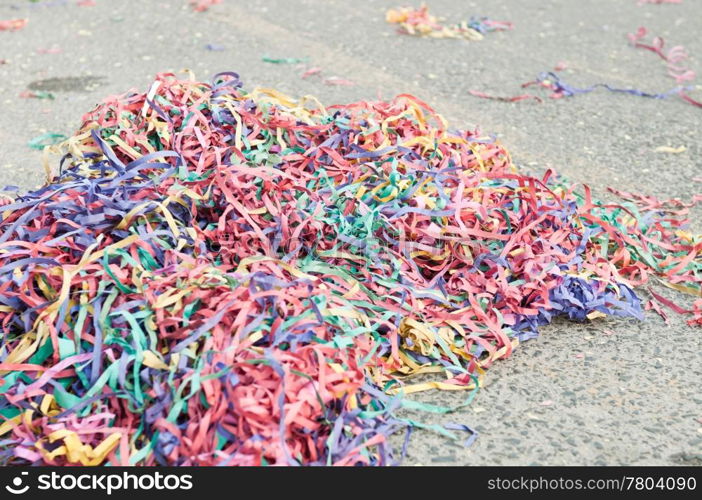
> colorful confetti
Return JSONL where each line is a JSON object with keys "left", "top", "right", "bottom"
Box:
{"left": 37, "top": 47, "right": 63, "bottom": 55}
{"left": 301, "top": 67, "right": 322, "bottom": 79}
{"left": 654, "top": 145, "right": 686, "bottom": 154}
{"left": 262, "top": 56, "right": 309, "bottom": 64}
{"left": 470, "top": 27, "right": 701, "bottom": 108}
{"left": 471, "top": 70, "right": 697, "bottom": 107}
{"left": 19, "top": 90, "right": 55, "bottom": 100}
{"left": 189, "top": 0, "right": 222, "bottom": 12}
{"left": 0, "top": 19, "right": 28, "bottom": 32}
{"left": 323, "top": 76, "right": 355, "bottom": 86}
{"left": 628, "top": 27, "right": 702, "bottom": 108}
{"left": 386, "top": 5, "right": 511, "bottom": 41}
{"left": 0, "top": 72, "right": 699, "bottom": 466}
{"left": 628, "top": 27, "right": 696, "bottom": 84}
{"left": 26, "top": 132, "right": 67, "bottom": 150}
{"left": 521, "top": 71, "right": 681, "bottom": 100}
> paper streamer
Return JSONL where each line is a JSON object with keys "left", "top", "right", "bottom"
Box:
{"left": 0, "top": 71, "right": 698, "bottom": 466}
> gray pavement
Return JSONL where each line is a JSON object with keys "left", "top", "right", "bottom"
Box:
{"left": 0, "top": 0, "right": 700, "bottom": 465}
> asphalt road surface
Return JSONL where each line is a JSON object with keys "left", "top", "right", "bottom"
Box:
{"left": 0, "top": 0, "right": 700, "bottom": 465}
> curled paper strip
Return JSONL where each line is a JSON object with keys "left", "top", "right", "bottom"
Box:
{"left": 522, "top": 71, "right": 683, "bottom": 100}
{"left": 471, "top": 27, "right": 700, "bottom": 108}
{"left": 0, "top": 71, "right": 699, "bottom": 466}
{"left": 27, "top": 133, "right": 68, "bottom": 150}
{"left": 262, "top": 56, "right": 308, "bottom": 64}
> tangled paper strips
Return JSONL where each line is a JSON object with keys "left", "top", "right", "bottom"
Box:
{"left": 0, "top": 72, "right": 700, "bottom": 466}
{"left": 628, "top": 27, "right": 702, "bottom": 108}
{"left": 189, "top": 0, "right": 222, "bottom": 12}
{"left": 386, "top": 5, "right": 512, "bottom": 41}
{"left": 471, "top": 27, "right": 701, "bottom": 107}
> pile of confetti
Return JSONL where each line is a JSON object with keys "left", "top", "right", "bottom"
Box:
{"left": 0, "top": 72, "right": 700, "bottom": 466}
{"left": 386, "top": 4, "right": 512, "bottom": 40}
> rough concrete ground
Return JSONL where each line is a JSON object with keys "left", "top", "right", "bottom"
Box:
{"left": 0, "top": 0, "right": 700, "bottom": 465}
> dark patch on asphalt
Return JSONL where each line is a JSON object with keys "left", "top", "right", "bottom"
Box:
{"left": 28, "top": 76, "right": 106, "bottom": 92}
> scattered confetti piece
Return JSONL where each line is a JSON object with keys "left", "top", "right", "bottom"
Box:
{"left": 470, "top": 71, "right": 681, "bottom": 104}
{"left": 522, "top": 71, "right": 681, "bottom": 100}
{"left": 0, "top": 71, "right": 698, "bottom": 466}
{"left": 469, "top": 17, "right": 513, "bottom": 34}
{"left": 27, "top": 132, "right": 67, "bottom": 150}
{"left": 647, "top": 289, "right": 691, "bottom": 315}
{"left": 0, "top": 19, "right": 28, "bottom": 31}
{"left": 262, "top": 55, "right": 309, "bottom": 64}
{"left": 645, "top": 298, "right": 670, "bottom": 324}
{"left": 628, "top": 27, "right": 701, "bottom": 107}
{"left": 444, "top": 423, "right": 479, "bottom": 447}
{"left": 189, "top": 0, "right": 222, "bottom": 12}
{"left": 205, "top": 43, "right": 225, "bottom": 51}
{"left": 628, "top": 27, "right": 696, "bottom": 84}
{"left": 689, "top": 300, "right": 702, "bottom": 327}
{"left": 628, "top": 27, "right": 702, "bottom": 108}
{"left": 301, "top": 67, "right": 322, "bottom": 79}
{"left": 471, "top": 29, "right": 701, "bottom": 108}
{"left": 468, "top": 90, "right": 542, "bottom": 103}
{"left": 678, "top": 91, "right": 702, "bottom": 108}
{"left": 654, "top": 145, "right": 686, "bottom": 153}
{"left": 19, "top": 90, "right": 55, "bottom": 100}
{"left": 37, "top": 47, "right": 62, "bottom": 55}
{"left": 323, "top": 76, "right": 355, "bottom": 86}
{"left": 540, "top": 400, "right": 554, "bottom": 407}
